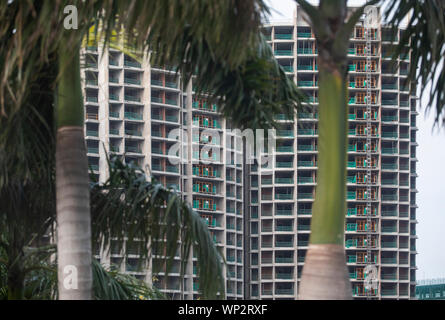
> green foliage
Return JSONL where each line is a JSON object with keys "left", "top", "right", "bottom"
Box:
{"left": 189, "top": 34, "right": 306, "bottom": 130}
{"left": 385, "top": 0, "right": 445, "bottom": 125}
{"left": 90, "top": 156, "right": 225, "bottom": 299}
{"left": 92, "top": 259, "right": 164, "bottom": 300}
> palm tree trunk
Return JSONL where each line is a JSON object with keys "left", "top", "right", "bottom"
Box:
{"left": 7, "top": 264, "right": 25, "bottom": 300}
{"left": 56, "top": 47, "right": 92, "bottom": 300}
{"left": 299, "top": 67, "right": 351, "bottom": 300}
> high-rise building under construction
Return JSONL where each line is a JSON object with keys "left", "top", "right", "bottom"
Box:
{"left": 82, "top": 5, "right": 418, "bottom": 300}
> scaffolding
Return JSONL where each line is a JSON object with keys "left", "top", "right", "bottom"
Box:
{"left": 365, "top": 14, "right": 377, "bottom": 298}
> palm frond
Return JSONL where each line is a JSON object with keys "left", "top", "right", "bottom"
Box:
{"left": 92, "top": 259, "right": 164, "bottom": 300}
{"left": 187, "top": 34, "right": 306, "bottom": 130}
{"left": 90, "top": 156, "right": 225, "bottom": 299}
{"left": 385, "top": 0, "right": 445, "bottom": 125}
{"left": 0, "top": 0, "right": 266, "bottom": 115}
{"left": 1, "top": 1, "right": 305, "bottom": 131}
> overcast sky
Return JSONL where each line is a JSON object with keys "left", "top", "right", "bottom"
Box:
{"left": 266, "top": 0, "right": 445, "bottom": 280}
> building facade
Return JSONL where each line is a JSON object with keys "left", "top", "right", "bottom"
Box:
{"left": 83, "top": 45, "right": 246, "bottom": 299}
{"left": 416, "top": 279, "right": 445, "bottom": 300}
{"left": 82, "top": 5, "right": 418, "bottom": 300}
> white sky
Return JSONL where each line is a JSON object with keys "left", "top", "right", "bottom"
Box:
{"left": 266, "top": 0, "right": 445, "bottom": 280}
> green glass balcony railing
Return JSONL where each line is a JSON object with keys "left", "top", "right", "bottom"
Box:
{"left": 165, "top": 99, "right": 178, "bottom": 106}
{"left": 382, "top": 148, "right": 398, "bottom": 155}
{"left": 297, "top": 65, "right": 314, "bottom": 70}
{"left": 86, "top": 79, "right": 98, "bottom": 86}
{"left": 381, "top": 210, "right": 397, "bottom": 217}
{"left": 125, "top": 129, "right": 142, "bottom": 136}
{"left": 275, "top": 33, "right": 293, "bottom": 39}
{"left": 124, "top": 78, "right": 141, "bottom": 85}
{"left": 124, "top": 112, "right": 143, "bottom": 120}
{"left": 381, "top": 258, "right": 397, "bottom": 264}
{"left": 277, "top": 130, "right": 294, "bottom": 137}
{"left": 346, "top": 176, "right": 356, "bottom": 183}
{"left": 276, "top": 209, "right": 293, "bottom": 216}
{"left": 382, "top": 100, "right": 398, "bottom": 105}
{"left": 298, "top": 129, "right": 317, "bottom": 135}
{"left": 381, "top": 289, "right": 397, "bottom": 296}
{"left": 275, "top": 241, "right": 293, "bottom": 247}
{"left": 87, "top": 147, "right": 99, "bottom": 154}
{"left": 382, "top": 179, "right": 398, "bottom": 185}
{"left": 298, "top": 208, "right": 311, "bottom": 215}
{"left": 275, "top": 114, "right": 291, "bottom": 120}
{"left": 166, "top": 166, "right": 179, "bottom": 173}
{"left": 297, "top": 177, "right": 314, "bottom": 184}
{"left": 276, "top": 225, "right": 293, "bottom": 231}
{"left": 275, "top": 193, "right": 293, "bottom": 200}
{"left": 297, "top": 145, "right": 316, "bottom": 151}
{"left": 86, "top": 96, "right": 98, "bottom": 103}
{"left": 274, "top": 50, "right": 293, "bottom": 56}
{"left": 86, "top": 130, "right": 99, "bottom": 137}
{"left": 297, "top": 161, "right": 316, "bottom": 167}
{"left": 298, "top": 48, "right": 314, "bottom": 54}
{"left": 109, "top": 111, "right": 119, "bottom": 118}
{"left": 275, "top": 178, "right": 293, "bottom": 184}
{"left": 297, "top": 32, "right": 312, "bottom": 38}
{"left": 298, "top": 81, "right": 315, "bottom": 87}
{"left": 277, "top": 146, "right": 293, "bottom": 152}
{"left": 297, "top": 193, "right": 313, "bottom": 200}
{"left": 124, "top": 60, "right": 141, "bottom": 68}
{"left": 125, "top": 146, "right": 141, "bottom": 153}
{"left": 109, "top": 94, "right": 120, "bottom": 101}
{"left": 276, "top": 273, "right": 293, "bottom": 279}
{"left": 165, "top": 115, "right": 178, "bottom": 122}
{"left": 382, "top": 84, "right": 398, "bottom": 90}
{"left": 165, "top": 81, "right": 178, "bottom": 88}
{"left": 124, "top": 95, "right": 140, "bottom": 102}
{"left": 382, "top": 163, "right": 398, "bottom": 170}
{"left": 276, "top": 161, "right": 293, "bottom": 168}
{"left": 382, "top": 194, "right": 398, "bottom": 201}
{"left": 382, "top": 115, "right": 398, "bottom": 122}
{"left": 400, "top": 69, "right": 409, "bottom": 75}
{"left": 347, "top": 161, "right": 356, "bottom": 168}
{"left": 281, "top": 65, "right": 294, "bottom": 72}
{"left": 382, "top": 132, "right": 398, "bottom": 138}
{"left": 275, "top": 257, "right": 293, "bottom": 263}
{"left": 381, "top": 226, "right": 397, "bottom": 233}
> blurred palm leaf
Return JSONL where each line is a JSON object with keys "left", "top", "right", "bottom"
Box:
{"left": 92, "top": 259, "right": 164, "bottom": 300}
{"left": 1, "top": 0, "right": 304, "bottom": 129}
{"left": 90, "top": 156, "right": 225, "bottom": 299}
{"left": 385, "top": 0, "right": 445, "bottom": 124}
